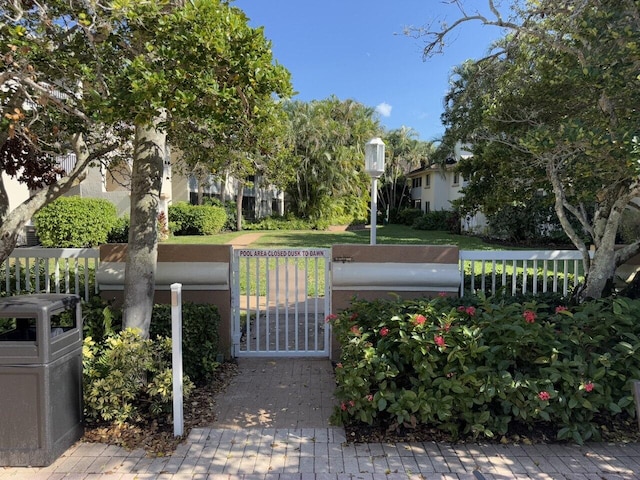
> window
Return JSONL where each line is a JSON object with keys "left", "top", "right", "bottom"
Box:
{"left": 242, "top": 196, "right": 256, "bottom": 221}
{"left": 425, "top": 201, "right": 431, "bottom": 214}
{"left": 412, "top": 177, "right": 422, "bottom": 188}
{"left": 412, "top": 200, "right": 421, "bottom": 210}
{"left": 453, "top": 172, "right": 460, "bottom": 186}
{"left": 424, "top": 174, "right": 431, "bottom": 188}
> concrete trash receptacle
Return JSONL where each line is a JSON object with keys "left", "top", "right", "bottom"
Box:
{"left": 0, "top": 294, "right": 84, "bottom": 466}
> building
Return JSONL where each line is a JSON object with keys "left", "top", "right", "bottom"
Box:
{"left": 405, "top": 143, "right": 487, "bottom": 233}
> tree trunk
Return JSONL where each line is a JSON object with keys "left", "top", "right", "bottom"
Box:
{"left": 236, "top": 179, "right": 244, "bottom": 231}
{"left": 581, "top": 243, "right": 618, "bottom": 300}
{"left": 123, "top": 113, "right": 166, "bottom": 338}
{"left": 0, "top": 133, "right": 90, "bottom": 263}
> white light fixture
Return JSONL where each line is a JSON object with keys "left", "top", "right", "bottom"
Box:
{"left": 365, "top": 137, "right": 385, "bottom": 178}
{"left": 364, "top": 137, "right": 385, "bottom": 245}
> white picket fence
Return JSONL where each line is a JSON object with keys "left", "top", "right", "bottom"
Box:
{"left": 0, "top": 247, "right": 589, "bottom": 301}
{"left": 460, "top": 249, "right": 587, "bottom": 297}
{"left": 2, "top": 247, "right": 100, "bottom": 301}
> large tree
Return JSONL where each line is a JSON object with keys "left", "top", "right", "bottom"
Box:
{"left": 424, "top": 0, "right": 640, "bottom": 299}
{"left": 284, "top": 97, "right": 381, "bottom": 224}
{"left": 380, "top": 127, "right": 435, "bottom": 219}
{"left": 0, "top": 1, "right": 130, "bottom": 262}
{"left": 1, "top": 0, "right": 292, "bottom": 335}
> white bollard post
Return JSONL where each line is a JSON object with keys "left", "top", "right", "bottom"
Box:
{"left": 171, "top": 283, "right": 184, "bottom": 437}
{"left": 633, "top": 380, "right": 640, "bottom": 432}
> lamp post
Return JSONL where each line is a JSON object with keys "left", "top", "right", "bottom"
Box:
{"left": 364, "top": 137, "right": 385, "bottom": 245}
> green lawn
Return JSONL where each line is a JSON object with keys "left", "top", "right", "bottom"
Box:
{"left": 164, "top": 224, "right": 500, "bottom": 249}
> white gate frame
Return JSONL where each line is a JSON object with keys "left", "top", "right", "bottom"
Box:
{"left": 231, "top": 248, "right": 331, "bottom": 357}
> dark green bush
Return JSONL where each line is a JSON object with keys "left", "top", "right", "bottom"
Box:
{"left": 107, "top": 216, "right": 130, "bottom": 243}
{"left": 396, "top": 208, "right": 424, "bottom": 226}
{"left": 244, "top": 214, "right": 321, "bottom": 231}
{"left": 81, "top": 297, "right": 220, "bottom": 385}
{"left": 412, "top": 210, "right": 460, "bottom": 233}
{"left": 150, "top": 302, "right": 221, "bottom": 385}
{"left": 330, "top": 294, "right": 640, "bottom": 444}
{"left": 203, "top": 197, "right": 238, "bottom": 231}
{"left": 35, "top": 196, "right": 117, "bottom": 247}
{"left": 169, "top": 202, "right": 227, "bottom": 235}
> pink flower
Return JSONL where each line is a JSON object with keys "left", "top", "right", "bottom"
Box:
{"left": 555, "top": 306, "right": 568, "bottom": 313}
{"left": 414, "top": 314, "right": 426, "bottom": 325}
{"left": 443, "top": 323, "right": 452, "bottom": 332}
{"left": 465, "top": 306, "right": 476, "bottom": 316}
{"left": 350, "top": 325, "right": 361, "bottom": 335}
{"left": 349, "top": 400, "right": 355, "bottom": 407}
{"left": 379, "top": 327, "right": 389, "bottom": 337}
{"left": 336, "top": 363, "right": 343, "bottom": 369}
{"left": 584, "top": 382, "right": 594, "bottom": 393}
{"left": 325, "top": 314, "right": 338, "bottom": 323}
{"left": 538, "top": 391, "right": 551, "bottom": 401}
{"left": 523, "top": 310, "right": 537, "bottom": 324}
{"left": 340, "top": 402, "right": 347, "bottom": 411}
{"left": 350, "top": 312, "right": 359, "bottom": 321}
{"left": 366, "top": 394, "right": 374, "bottom": 402}
{"left": 434, "top": 335, "right": 446, "bottom": 347}
{"left": 438, "top": 291, "right": 448, "bottom": 297}
{"left": 457, "top": 306, "right": 466, "bottom": 313}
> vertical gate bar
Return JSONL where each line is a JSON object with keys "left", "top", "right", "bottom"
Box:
{"left": 255, "top": 255, "right": 261, "bottom": 352}
{"left": 543, "top": 260, "right": 549, "bottom": 293}
{"left": 511, "top": 260, "right": 517, "bottom": 296}
{"left": 284, "top": 256, "right": 290, "bottom": 352}
{"left": 304, "top": 256, "right": 310, "bottom": 351}
{"left": 573, "top": 259, "right": 580, "bottom": 289}
{"left": 553, "top": 261, "right": 559, "bottom": 293}
{"left": 324, "top": 251, "right": 330, "bottom": 354}
{"left": 265, "top": 255, "right": 271, "bottom": 352}
{"left": 533, "top": 260, "right": 538, "bottom": 294}
{"left": 293, "top": 256, "right": 299, "bottom": 352}
{"left": 275, "top": 257, "right": 280, "bottom": 352}
{"left": 314, "top": 255, "right": 319, "bottom": 351}
{"left": 312, "top": 255, "right": 318, "bottom": 351}
{"left": 244, "top": 255, "right": 252, "bottom": 352}
{"left": 563, "top": 261, "right": 569, "bottom": 296}
{"left": 523, "top": 260, "right": 528, "bottom": 294}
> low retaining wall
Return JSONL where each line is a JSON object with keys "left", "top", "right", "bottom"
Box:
{"left": 97, "top": 244, "right": 232, "bottom": 358}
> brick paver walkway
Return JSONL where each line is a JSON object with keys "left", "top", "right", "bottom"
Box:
{"left": 1, "top": 359, "right": 639, "bottom": 479}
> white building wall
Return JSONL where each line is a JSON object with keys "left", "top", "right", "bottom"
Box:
{"left": 2, "top": 172, "right": 30, "bottom": 213}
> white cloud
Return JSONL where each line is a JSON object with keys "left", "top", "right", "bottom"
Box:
{"left": 375, "top": 102, "right": 392, "bottom": 117}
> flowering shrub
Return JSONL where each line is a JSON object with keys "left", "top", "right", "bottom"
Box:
{"left": 330, "top": 294, "right": 640, "bottom": 444}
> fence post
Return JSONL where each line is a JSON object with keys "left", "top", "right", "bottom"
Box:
{"left": 171, "top": 283, "right": 184, "bottom": 437}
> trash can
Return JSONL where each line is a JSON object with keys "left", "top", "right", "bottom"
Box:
{"left": 0, "top": 294, "right": 84, "bottom": 466}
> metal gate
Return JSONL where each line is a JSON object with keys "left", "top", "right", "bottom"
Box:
{"left": 232, "top": 248, "right": 331, "bottom": 357}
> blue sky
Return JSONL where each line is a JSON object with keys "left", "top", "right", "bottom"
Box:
{"left": 233, "top": 1, "right": 507, "bottom": 143}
